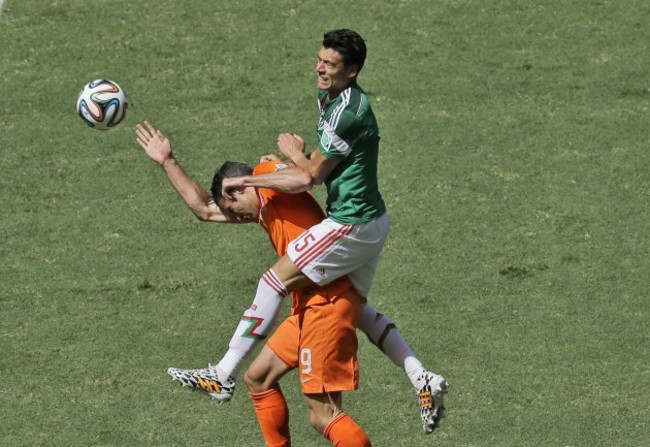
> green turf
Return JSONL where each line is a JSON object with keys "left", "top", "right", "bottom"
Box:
{"left": 1, "top": 0, "right": 649, "bottom": 446}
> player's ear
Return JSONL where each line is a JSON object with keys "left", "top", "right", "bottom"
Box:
{"left": 346, "top": 64, "right": 359, "bottom": 79}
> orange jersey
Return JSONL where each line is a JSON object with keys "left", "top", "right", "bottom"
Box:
{"left": 254, "top": 161, "right": 325, "bottom": 257}
{"left": 253, "top": 161, "right": 355, "bottom": 312}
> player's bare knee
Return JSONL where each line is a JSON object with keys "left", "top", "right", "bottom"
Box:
{"left": 243, "top": 368, "right": 265, "bottom": 393}
{"left": 308, "top": 410, "right": 333, "bottom": 434}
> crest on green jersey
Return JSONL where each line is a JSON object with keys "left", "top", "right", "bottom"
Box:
{"left": 320, "top": 130, "right": 332, "bottom": 151}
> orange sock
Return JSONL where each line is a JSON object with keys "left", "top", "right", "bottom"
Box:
{"left": 249, "top": 386, "right": 291, "bottom": 447}
{"left": 323, "top": 412, "right": 372, "bottom": 447}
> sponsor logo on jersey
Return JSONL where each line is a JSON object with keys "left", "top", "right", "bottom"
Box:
{"left": 319, "top": 131, "right": 332, "bottom": 152}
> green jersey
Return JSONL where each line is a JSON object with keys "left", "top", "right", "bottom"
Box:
{"left": 317, "top": 83, "right": 386, "bottom": 225}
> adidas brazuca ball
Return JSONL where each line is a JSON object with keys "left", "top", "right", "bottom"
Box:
{"left": 76, "top": 79, "right": 128, "bottom": 130}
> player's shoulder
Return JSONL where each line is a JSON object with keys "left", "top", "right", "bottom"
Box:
{"left": 345, "top": 82, "right": 367, "bottom": 101}
{"left": 254, "top": 160, "right": 292, "bottom": 176}
{"left": 340, "top": 83, "right": 372, "bottom": 116}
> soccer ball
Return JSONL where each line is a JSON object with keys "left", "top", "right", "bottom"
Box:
{"left": 76, "top": 79, "right": 128, "bottom": 130}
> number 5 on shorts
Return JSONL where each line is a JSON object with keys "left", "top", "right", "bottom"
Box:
{"left": 294, "top": 232, "right": 316, "bottom": 253}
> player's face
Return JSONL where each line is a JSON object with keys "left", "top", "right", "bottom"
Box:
{"left": 217, "top": 189, "right": 259, "bottom": 223}
{"left": 315, "top": 47, "right": 358, "bottom": 97}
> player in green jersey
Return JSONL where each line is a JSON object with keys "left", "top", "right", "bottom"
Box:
{"left": 278, "top": 31, "right": 448, "bottom": 433}
{"left": 170, "top": 29, "right": 448, "bottom": 434}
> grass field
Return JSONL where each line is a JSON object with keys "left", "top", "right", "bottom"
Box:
{"left": 1, "top": 1, "right": 649, "bottom": 446}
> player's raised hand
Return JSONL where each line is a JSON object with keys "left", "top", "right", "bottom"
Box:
{"left": 277, "top": 133, "right": 306, "bottom": 160}
{"left": 135, "top": 121, "right": 173, "bottom": 167}
{"left": 259, "top": 153, "right": 281, "bottom": 163}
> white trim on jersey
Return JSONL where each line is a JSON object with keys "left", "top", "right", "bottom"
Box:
{"left": 329, "top": 89, "right": 350, "bottom": 129}
{"left": 356, "top": 93, "right": 365, "bottom": 116}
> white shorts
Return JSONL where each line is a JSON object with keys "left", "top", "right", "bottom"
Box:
{"left": 287, "top": 213, "right": 389, "bottom": 297}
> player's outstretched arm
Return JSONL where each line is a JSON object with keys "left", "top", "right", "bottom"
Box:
{"left": 135, "top": 121, "right": 227, "bottom": 223}
{"left": 221, "top": 165, "right": 313, "bottom": 200}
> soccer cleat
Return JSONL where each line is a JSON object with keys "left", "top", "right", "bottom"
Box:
{"left": 167, "top": 365, "right": 236, "bottom": 403}
{"left": 416, "top": 371, "right": 449, "bottom": 434}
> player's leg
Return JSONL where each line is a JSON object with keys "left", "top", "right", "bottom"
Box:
{"left": 358, "top": 300, "right": 418, "bottom": 372}
{"left": 295, "top": 288, "right": 369, "bottom": 445}
{"left": 212, "top": 265, "right": 297, "bottom": 380}
{"left": 336, "top": 218, "right": 429, "bottom": 385}
{"left": 357, "top": 301, "right": 449, "bottom": 433}
{"left": 213, "top": 255, "right": 314, "bottom": 375}
{"left": 339, "top": 214, "right": 449, "bottom": 433}
{"left": 245, "top": 314, "right": 299, "bottom": 393}
{"left": 245, "top": 342, "right": 294, "bottom": 447}
{"left": 303, "top": 392, "right": 371, "bottom": 447}
{"left": 168, "top": 264, "right": 308, "bottom": 402}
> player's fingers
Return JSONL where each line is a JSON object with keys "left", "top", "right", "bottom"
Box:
{"left": 135, "top": 127, "right": 146, "bottom": 142}
{"left": 224, "top": 184, "right": 241, "bottom": 200}
{"left": 136, "top": 123, "right": 153, "bottom": 140}
{"left": 144, "top": 121, "right": 156, "bottom": 135}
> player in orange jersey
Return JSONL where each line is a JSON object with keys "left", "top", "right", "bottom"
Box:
{"left": 135, "top": 120, "right": 446, "bottom": 442}
{"left": 219, "top": 160, "right": 369, "bottom": 446}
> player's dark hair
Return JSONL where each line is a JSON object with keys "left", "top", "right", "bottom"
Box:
{"left": 322, "top": 29, "right": 367, "bottom": 72}
{"left": 210, "top": 161, "right": 253, "bottom": 203}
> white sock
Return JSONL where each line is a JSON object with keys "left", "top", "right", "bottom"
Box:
{"left": 404, "top": 356, "right": 426, "bottom": 389}
{"left": 358, "top": 303, "right": 425, "bottom": 389}
{"left": 215, "top": 268, "right": 287, "bottom": 382}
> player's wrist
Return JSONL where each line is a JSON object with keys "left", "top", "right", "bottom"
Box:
{"left": 161, "top": 157, "right": 177, "bottom": 169}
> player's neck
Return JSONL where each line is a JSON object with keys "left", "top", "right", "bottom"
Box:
{"left": 327, "top": 81, "right": 355, "bottom": 101}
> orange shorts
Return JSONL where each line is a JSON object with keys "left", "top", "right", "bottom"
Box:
{"left": 267, "top": 282, "right": 360, "bottom": 394}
